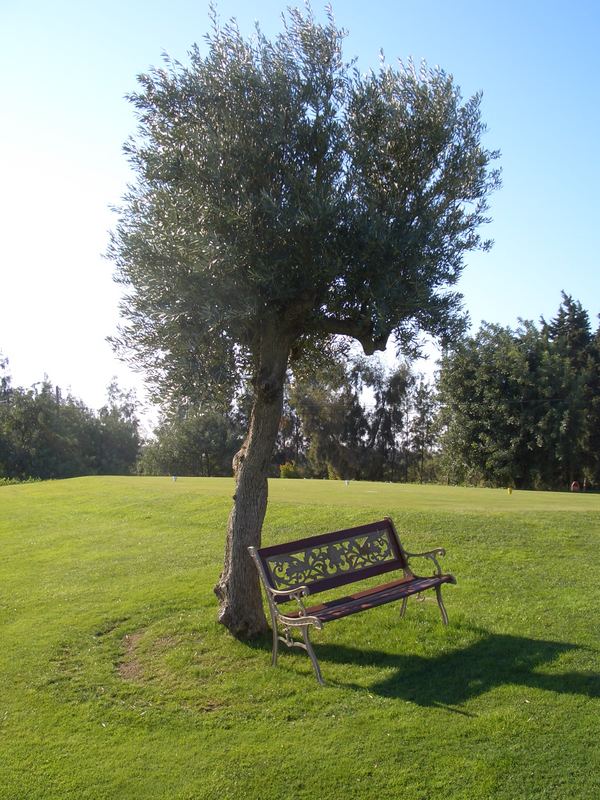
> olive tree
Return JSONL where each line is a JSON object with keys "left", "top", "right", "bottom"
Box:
{"left": 109, "top": 6, "right": 500, "bottom": 636}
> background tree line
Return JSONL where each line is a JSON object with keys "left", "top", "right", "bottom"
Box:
{"left": 141, "top": 292, "right": 600, "bottom": 491}
{"left": 3, "top": 294, "right": 598, "bottom": 490}
{"left": 138, "top": 356, "right": 438, "bottom": 484}
{"left": 0, "top": 357, "right": 141, "bottom": 481}
{"left": 277, "top": 358, "right": 437, "bottom": 483}
{"left": 437, "top": 292, "right": 600, "bottom": 490}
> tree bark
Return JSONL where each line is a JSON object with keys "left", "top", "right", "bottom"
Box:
{"left": 214, "top": 327, "right": 292, "bottom": 638}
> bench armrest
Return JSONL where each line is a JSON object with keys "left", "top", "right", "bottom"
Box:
{"left": 266, "top": 585, "right": 323, "bottom": 629}
{"left": 268, "top": 585, "right": 311, "bottom": 617}
{"left": 404, "top": 548, "right": 446, "bottom": 576}
{"left": 267, "top": 585, "right": 310, "bottom": 599}
{"left": 267, "top": 585, "right": 311, "bottom": 601}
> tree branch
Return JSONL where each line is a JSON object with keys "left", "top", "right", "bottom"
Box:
{"left": 312, "top": 315, "right": 390, "bottom": 355}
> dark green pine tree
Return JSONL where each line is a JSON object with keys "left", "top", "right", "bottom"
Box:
{"left": 585, "top": 324, "right": 600, "bottom": 486}
{"left": 543, "top": 292, "right": 592, "bottom": 370}
{"left": 542, "top": 293, "right": 592, "bottom": 485}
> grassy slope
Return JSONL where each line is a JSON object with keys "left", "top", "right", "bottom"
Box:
{"left": 0, "top": 477, "right": 599, "bottom": 800}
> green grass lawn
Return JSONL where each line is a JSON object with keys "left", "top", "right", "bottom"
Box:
{"left": 1, "top": 477, "right": 599, "bottom": 799}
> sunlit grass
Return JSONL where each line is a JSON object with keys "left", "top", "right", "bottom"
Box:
{"left": 1, "top": 477, "right": 599, "bottom": 799}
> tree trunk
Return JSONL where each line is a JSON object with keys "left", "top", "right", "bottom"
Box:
{"left": 214, "top": 329, "right": 292, "bottom": 638}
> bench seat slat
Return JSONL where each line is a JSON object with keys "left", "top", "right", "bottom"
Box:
{"left": 282, "top": 574, "right": 454, "bottom": 623}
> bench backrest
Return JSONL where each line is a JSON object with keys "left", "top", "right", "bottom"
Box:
{"left": 255, "top": 518, "right": 410, "bottom": 602}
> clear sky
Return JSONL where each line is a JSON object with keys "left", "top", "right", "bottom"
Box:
{"left": 2, "top": 0, "right": 599, "bottom": 424}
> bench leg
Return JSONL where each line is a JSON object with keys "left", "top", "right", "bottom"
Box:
{"left": 271, "top": 623, "right": 279, "bottom": 666}
{"left": 399, "top": 597, "right": 408, "bottom": 618}
{"left": 265, "top": 602, "right": 280, "bottom": 666}
{"left": 435, "top": 585, "right": 449, "bottom": 625}
{"left": 301, "top": 625, "right": 325, "bottom": 686}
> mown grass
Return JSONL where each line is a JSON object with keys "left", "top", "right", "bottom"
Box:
{"left": 1, "top": 477, "right": 599, "bottom": 799}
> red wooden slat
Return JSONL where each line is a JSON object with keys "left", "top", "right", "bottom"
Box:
{"left": 283, "top": 575, "right": 454, "bottom": 623}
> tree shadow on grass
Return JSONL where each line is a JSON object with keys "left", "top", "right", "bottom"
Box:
{"left": 250, "top": 631, "right": 600, "bottom": 708}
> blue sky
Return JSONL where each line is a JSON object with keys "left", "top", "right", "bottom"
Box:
{"left": 2, "top": 0, "right": 599, "bottom": 421}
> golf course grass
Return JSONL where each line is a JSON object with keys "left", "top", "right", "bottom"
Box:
{"left": 1, "top": 476, "right": 599, "bottom": 799}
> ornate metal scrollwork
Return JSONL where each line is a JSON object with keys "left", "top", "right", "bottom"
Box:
{"left": 265, "top": 528, "right": 395, "bottom": 590}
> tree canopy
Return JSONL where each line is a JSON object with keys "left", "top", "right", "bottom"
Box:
{"left": 110, "top": 6, "right": 499, "bottom": 407}
{"left": 109, "top": 5, "right": 500, "bottom": 636}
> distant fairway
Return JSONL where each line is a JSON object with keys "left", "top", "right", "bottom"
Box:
{"left": 1, "top": 477, "right": 599, "bottom": 799}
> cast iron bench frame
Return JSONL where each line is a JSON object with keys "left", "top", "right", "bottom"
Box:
{"left": 249, "top": 516, "right": 456, "bottom": 684}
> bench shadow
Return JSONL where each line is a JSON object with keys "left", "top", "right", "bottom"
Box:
{"left": 320, "top": 632, "right": 600, "bottom": 706}
{"left": 250, "top": 631, "right": 600, "bottom": 707}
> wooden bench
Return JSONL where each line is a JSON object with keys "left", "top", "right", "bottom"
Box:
{"left": 249, "top": 517, "right": 456, "bottom": 684}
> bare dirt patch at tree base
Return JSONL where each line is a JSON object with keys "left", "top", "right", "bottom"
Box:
{"left": 118, "top": 631, "right": 145, "bottom": 681}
